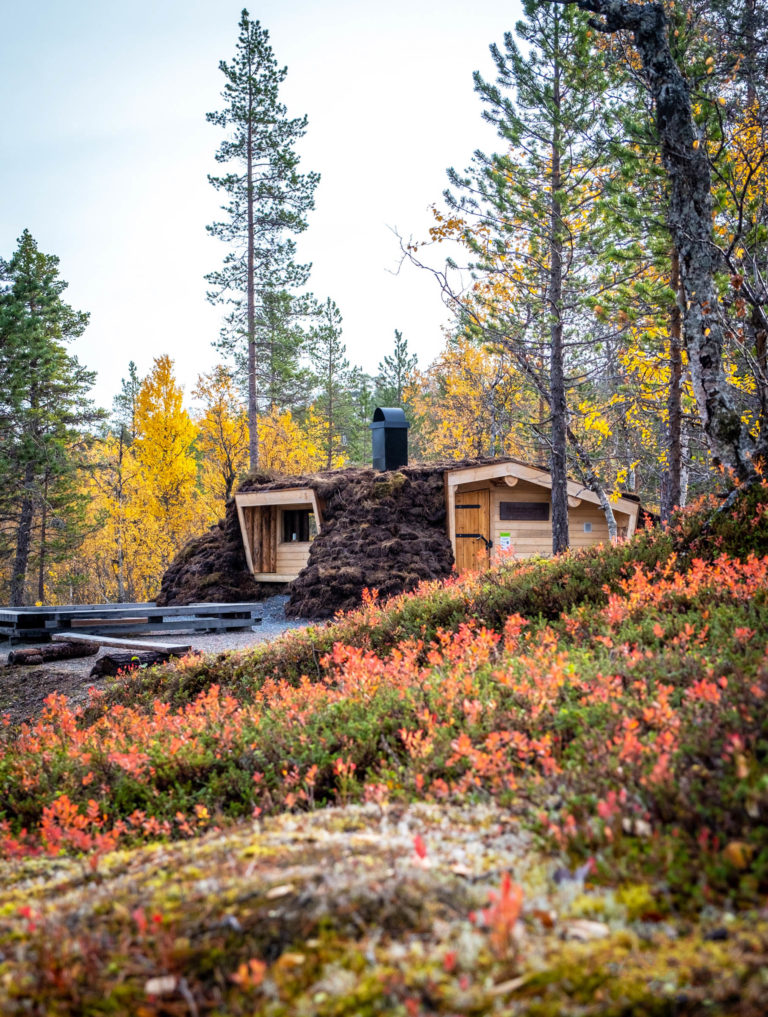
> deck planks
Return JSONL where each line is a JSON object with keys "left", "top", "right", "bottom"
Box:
{"left": 0, "top": 602, "right": 262, "bottom": 641}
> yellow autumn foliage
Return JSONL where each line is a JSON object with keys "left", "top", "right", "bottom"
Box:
{"left": 49, "top": 358, "right": 215, "bottom": 603}
{"left": 409, "top": 338, "right": 538, "bottom": 461}
{"left": 266, "top": 407, "right": 343, "bottom": 473}
{"left": 194, "top": 365, "right": 249, "bottom": 505}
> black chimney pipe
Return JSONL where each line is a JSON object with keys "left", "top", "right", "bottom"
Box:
{"left": 370, "top": 407, "right": 410, "bottom": 471}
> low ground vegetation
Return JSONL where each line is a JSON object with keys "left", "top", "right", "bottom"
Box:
{"left": 2, "top": 483, "right": 768, "bottom": 1013}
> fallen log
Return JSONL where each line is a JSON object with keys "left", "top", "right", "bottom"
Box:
{"left": 7, "top": 641, "right": 101, "bottom": 666}
{"left": 89, "top": 651, "right": 172, "bottom": 677}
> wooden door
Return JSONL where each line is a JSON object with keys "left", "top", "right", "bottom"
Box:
{"left": 454, "top": 489, "right": 490, "bottom": 572}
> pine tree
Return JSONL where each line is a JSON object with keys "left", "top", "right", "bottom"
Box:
{"left": 308, "top": 299, "right": 352, "bottom": 469}
{"left": 250, "top": 289, "right": 314, "bottom": 413}
{"left": 112, "top": 361, "right": 142, "bottom": 444}
{"left": 346, "top": 366, "right": 377, "bottom": 464}
{"left": 0, "top": 230, "right": 101, "bottom": 605}
{"left": 445, "top": 1, "right": 615, "bottom": 551}
{"left": 375, "top": 330, "right": 418, "bottom": 408}
{"left": 206, "top": 9, "right": 319, "bottom": 472}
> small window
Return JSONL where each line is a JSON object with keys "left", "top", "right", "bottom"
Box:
{"left": 583, "top": 521, "right": 593, "bottom": 533}
{"left": 500, "top": 501, "right": 549, "bottom": 521}
{"left": 282, "top": 509, "right": 316, "bottom": 542}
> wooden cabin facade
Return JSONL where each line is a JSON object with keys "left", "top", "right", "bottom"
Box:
{"left": 234, "top": 458, "right": 641, "bottom": 584}
{"left": 444, "top": 460, "right": 640, "bottom": 573}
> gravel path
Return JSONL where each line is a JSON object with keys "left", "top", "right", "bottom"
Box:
{"left": 0, "top": 596, "right": 319, "bottom": 726}
{"left": 168, "top": 594, "right": 316, "bottom": 654}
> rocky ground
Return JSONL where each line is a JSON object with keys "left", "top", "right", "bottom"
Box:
{"left": 0, "top": 595, "right": 313, "bottom": 727}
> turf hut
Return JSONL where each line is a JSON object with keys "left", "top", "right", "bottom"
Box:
{"left": 235, "top": 463, "right": 453, "bottom": 618}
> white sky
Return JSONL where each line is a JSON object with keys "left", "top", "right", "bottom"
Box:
{"left": 1, "top": 0, "right": 522, "bottom": 410}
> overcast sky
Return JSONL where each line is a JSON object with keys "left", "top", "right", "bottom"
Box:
{"left": 1, "top": 0, "right": 523, "bottom": 410}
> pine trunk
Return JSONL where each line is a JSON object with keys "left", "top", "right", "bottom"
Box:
{"left": 246, "top": 82, "right": 259, "bottom": 472}
{"left": 37, "top": 481, "right": 47, "bottom": 604}
{"left": 548, "top": 32, "right": 569, "bottom": 555}
{"left": 326, "top": 360, "right": 334, "bottom": 470}
{"left": 115, "top": 433, "right": 127, "bottom": 602}
{"left": 753, "top": 305, "right": 768, "bottom": 442}
{"left": 10, "top": 464, "right": 36, "bottom": 606}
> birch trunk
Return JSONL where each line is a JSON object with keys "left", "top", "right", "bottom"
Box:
{"left": 661, "top": 247, "right": 683, "bottom": 522}
{"left": 566, "top": 425, "right": 619, "bottom": 541}
{"left": 567, "top": 0, "right": 753, "bottom": 476}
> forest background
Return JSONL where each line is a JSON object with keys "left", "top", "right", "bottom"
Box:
{"left": 1, "top": 0, "right": 766, "bottom": 606}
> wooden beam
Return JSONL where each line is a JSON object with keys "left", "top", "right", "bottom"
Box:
{"left": 236, "top": 501, "right": 255, "bottom": 574}
{"left": 54, "top": 633, "right": 192, "bottom": 653}
{"left": 445, "top": 462, "right": 518, "bottom": 488}
{"left": 503, "top": 476, "right": 519, "bottom": 487}
{"left": 70, "top": 617, "right": 148, "bottom": 628}
{"left": 567, "top": 496, "right": 582, "bottom": 508}
{"left": 235, "top": 488, "right": 315, "bottom": 507}
{"left": 444, "top": 471, "right": 456, "bottom": 561}
{"left": 259, "top": 506, "right": 268, "bottom": 572}
{"left": 234, "top": 487, "right": 322, "bottom": 525}
{"left": 270, "top": 506, "right": 278, "bottom": 573}
{"left": 252, "top": 573, "right": 301, "bottom": 582}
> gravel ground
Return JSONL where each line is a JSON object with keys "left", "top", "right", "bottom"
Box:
{"left": 0, "top": 596, "right": 319, "bottom": 726}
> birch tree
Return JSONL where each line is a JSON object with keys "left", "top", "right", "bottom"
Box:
{"left": 547, "top": 0, "right": 759, "bottom": 478}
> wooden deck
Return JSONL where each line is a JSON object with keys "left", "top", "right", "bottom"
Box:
{"left": 0, "top": 602, "right": 262, "bottom": 641}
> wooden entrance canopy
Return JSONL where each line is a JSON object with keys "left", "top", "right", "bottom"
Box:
{"left": 234, "top": 488, "right": 323, "bottom": 582}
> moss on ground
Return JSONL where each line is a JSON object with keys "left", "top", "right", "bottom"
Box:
{"left": 2, "top": 805, "right": 768, "bottom": 1015}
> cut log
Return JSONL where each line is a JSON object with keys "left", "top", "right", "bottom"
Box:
{"left": 89, "top": 651, "right": 173, "bottom": 678}
{"left": 7, "top": 641, "right": 101, "bottom": 666}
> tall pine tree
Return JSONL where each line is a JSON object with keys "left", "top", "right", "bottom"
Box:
{"left": 445, "top": 1, "right": 616, "bottom": 551}
{"left": 206, "top": 9, "right": 319, "bottom": 472}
